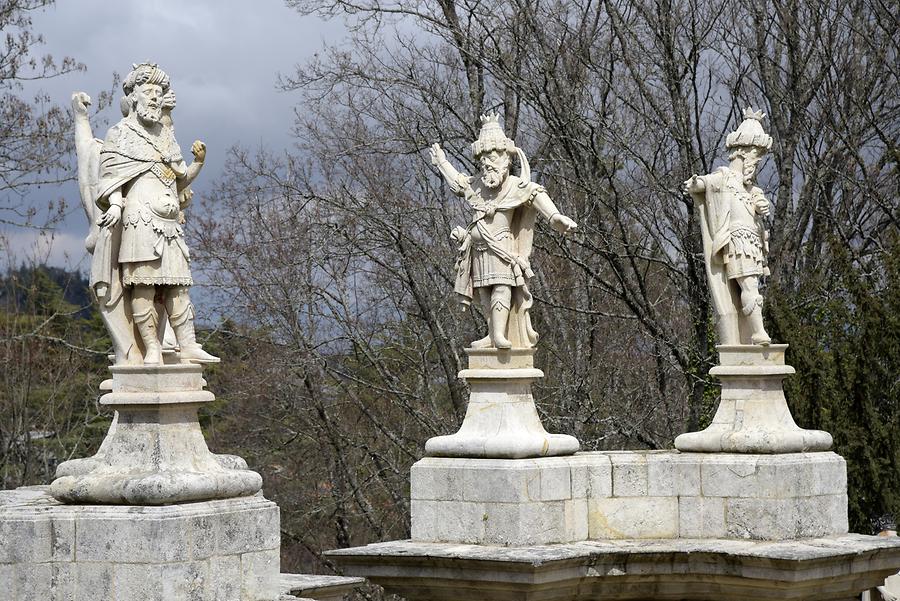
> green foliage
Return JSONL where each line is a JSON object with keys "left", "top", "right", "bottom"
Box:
{"left": 768, "top": 235, "right": 900, "bottom": 533}
{"left": 0, "top": 265, "right": 110, "bottom": 488}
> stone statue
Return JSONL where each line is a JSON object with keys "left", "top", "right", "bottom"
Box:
{"left": 684, "top": 108, "right": 773, "bottom": 346}
{"left": 430, "top": 114, "right": 577, "bottom": 349}
{"left": 424, "top": 114, "right": 580, "bottom": 458}
{"left": 52, "top": 64, "right": 260, "bottom": 505}
{"left": 74, "top": 62, "right": 218, "bottom": 365}
{"left": 674, "top": 108, "right": 832, "bottom": 454}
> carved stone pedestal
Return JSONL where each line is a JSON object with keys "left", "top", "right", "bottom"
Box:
{"left": 424, "top": 348, "right": 579, "bottom": 459}
{"left": 675, "top": 345, "right": 833, "bottom": 453}
{"left": 50, "top": 363, "right": 262, "bottom": 505}
{"left": 0, "top": 486, "right": 280, "bottom": 601}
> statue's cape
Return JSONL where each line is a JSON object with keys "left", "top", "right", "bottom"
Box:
{"left": 96, "top": 118, "right": 183, "bottom": 209}
{"left": 691, "top": 168, "right": 733, "bottom": 322}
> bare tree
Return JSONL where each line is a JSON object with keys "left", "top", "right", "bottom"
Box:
{"left": 190, "top": 0, "right": 897, "bottom": 570}
{"left": 0, "top": 0, "right": 85, "bottom": 228}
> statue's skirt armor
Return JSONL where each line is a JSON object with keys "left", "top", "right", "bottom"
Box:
{"left": 119, "top": 165, "right": 193, "bottom": 287}
{"left": 471, "top": 224, "right": 516, "bottom": 287}
{"left": 723, "top": 227, "right": 765, "bottom": 279}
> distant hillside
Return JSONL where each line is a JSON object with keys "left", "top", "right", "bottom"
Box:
{"left": 0, "top": 265, "right": 93, "bottom": 318}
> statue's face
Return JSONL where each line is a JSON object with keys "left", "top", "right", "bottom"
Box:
{"left": 742, "top": 148, "right": 762, "bottom": 184}
{"left": 479, "top": 150, "right": 510, "bottom": 189}
{"left": 133, "top": 83, "right": 163, "bottom": 125}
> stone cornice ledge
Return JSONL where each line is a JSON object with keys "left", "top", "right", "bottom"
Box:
{"left": 326, "top": 536, "right": 900, "bottom": 601}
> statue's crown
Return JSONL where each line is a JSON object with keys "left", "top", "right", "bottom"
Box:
{"left": 472, "top": 112, "right": 516, "bottom": 157}
{"left": 123, "top": 62, "right": 170, "bottom": 94}
{"left": 726, "top": 106, "right": 772, "bottom": 151}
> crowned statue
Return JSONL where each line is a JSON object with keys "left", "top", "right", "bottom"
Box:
{"left": 53, "top": 64, "right": 261, "bottom": 505}
{"left": 425, "top": 114, "right": 580, "bottom": 458}
{"left": 684, "top": 108, "right": 773, "bottom": 346}
{"left": 675, "top": 108, "right": 833, "bottom": 453}
{"left": 430, "top": 114, "right": 577, "bottom": 349}
{"left": 74, "top": 62, "right": 218, "bottom": 366}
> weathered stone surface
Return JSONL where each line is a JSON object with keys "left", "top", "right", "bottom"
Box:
{"left": 589, "top": 496, "right": 679, "bottom": 539}
{"left": 326, "top": 535, "right": 900, "bottom": 601}
{"left": 51, "top": 364, "right": 262, "bottom": 505}
{"left": 279, "top": 573, "right": 366, "bottom": 601}
{"left": 424, "top": 352, "right": 580, "bottom": 459}
{"left": 0, "top": 486, "right": 279, "bottom": 601}
{"left": 411, "top": 450, "right": 848, "bottom": 544}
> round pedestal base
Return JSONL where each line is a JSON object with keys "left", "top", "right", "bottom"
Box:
{"left": 425, "top": 362, "right": 579, "bottom": 459}
{"left": 675, "top": 345, "right": 832, "bottom": 454}
{"left": 49, "top": 364, "right": 262, "bottom": 505}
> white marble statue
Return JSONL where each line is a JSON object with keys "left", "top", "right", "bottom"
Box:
{"left": 430, "top": 114, "right": 577, "bottom": 349}
{"left": 74, "top": 62, "right": 217, "bottom": 365}
{"left": 684, "top": 108, "right": 773, "bottom": 346}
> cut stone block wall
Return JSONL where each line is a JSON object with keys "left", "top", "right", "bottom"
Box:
{"left": 0, "top": 486, "right": 280, "bottom": 601}
{"left": 411, "top": 451, "right": 848, "bottom": 545}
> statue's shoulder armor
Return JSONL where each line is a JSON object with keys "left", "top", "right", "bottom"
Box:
{"left": 509, "top": 176, "right": 545, "bottom": 200}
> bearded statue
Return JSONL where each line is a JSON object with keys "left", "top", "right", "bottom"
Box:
{"left": 75, "top": 62, "right": 218, "bottom": 365}
{"left": 684, "top": 108, "right": 774, "bottom": 346}
{"left": 430, "top": 114, "right": 577, "bottom": 349}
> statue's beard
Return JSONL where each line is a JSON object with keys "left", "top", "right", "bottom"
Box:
{"left": 136, "top": 104, "right": 162, "bottom": 125}
{"left": 481, "top": 166, "right": 508, "bottom": 189}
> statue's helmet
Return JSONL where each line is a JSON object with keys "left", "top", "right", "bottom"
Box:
{"left": 726, "top": 107, "right": 773, "bottom": 152}
{"left": 471, "top": 113, "right": 516, "bottom": 157}
{"left": 470, "top": 113, "right": 532, "bottom": 182}
{"left": 123, "top": 62, "right": 170, "bottom": 96}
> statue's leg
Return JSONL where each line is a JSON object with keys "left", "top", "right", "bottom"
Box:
{"left": 490, "top": 285, "right": 513, "bottom": 349}
{"left": 165, "top": 286, "right": 220, "bottom": 363}
{"left": 131, "top": 284, "right": 162, "bottom": 364}
{"left": 737, "top": 275, "right": 771, "bottom": 345}
{"left": 470, "top": 286, "right": 493, "bottom": 348}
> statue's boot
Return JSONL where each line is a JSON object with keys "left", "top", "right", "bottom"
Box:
{"left": 470, "top": 287, "right": 495, "bottom": 348}
{"left": 471, "top": 334, "right": 493, "bottom": 348}
{"left": 490, "top": 308, "right": 512, "bottom": 349}
{"left": 173, "top": 319, "right": 220, "bottom": 363}
{"left": 133, "top": 308, "right": 162, "bottom": 365}
{"left": 167, "top": 288, "right": 220, "bottom": 363}
{"left": 743, "top": 296, "right": 771, "bottom": 345}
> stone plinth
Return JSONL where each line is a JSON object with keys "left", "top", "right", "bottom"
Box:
{"left": 279, "top": 574, "right": 366, "bottom": 600}
{"left": 410, "top": 451, "right": 847, "bottom": 545}
{"left": 675, "top": 345, "right": 833, "bottom": 453}
{"left": 424, "top": 348, "right": 579, "bottom": 459}
{"left": 50, "top": 363, "right": 262, "bottom": 504}
{"left": 0, "top": 486, "right": 280, "bottom": 601}
{"left": 326, "top": 536, "right": 900, "bottom": 601}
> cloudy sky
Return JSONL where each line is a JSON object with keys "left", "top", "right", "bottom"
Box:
{"left": 6, "top": 0, "right": 345, "bottom": 270}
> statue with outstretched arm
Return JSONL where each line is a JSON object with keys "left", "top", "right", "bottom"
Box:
{"left": 430, "top": 114, "right": 577, "bottom": 349}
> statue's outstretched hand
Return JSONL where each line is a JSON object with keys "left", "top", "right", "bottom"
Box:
{"left": 550, "top": 213, "right": 578, "bottom": 234}
{"left": 191, "top": 140, "right": 206, "bottom": 163}
{"left": 429, "top": 143, "right": 446, "bottom": 166}
{"left": 71, "top": 92, "right": 91, "bottom": 115}
{"left": 97, "top": 205, "right": 122, "bottom": 228}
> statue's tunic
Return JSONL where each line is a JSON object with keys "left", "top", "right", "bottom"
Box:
{"left": 698, "top": 167, "right": 769, "bottom": 280}
{"left": 448, "top": 173, "right": 544, "bottom": 297}
{"left": 96, "top": 118, "right": 192, "bottom": 286}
